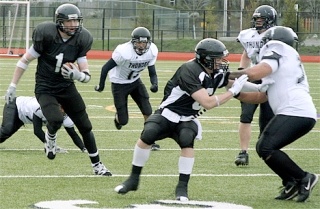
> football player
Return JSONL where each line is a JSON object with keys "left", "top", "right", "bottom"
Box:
{"left": 0, "top": 96, "right": 87, "bottom": 153}
{"left": 94, "top": 27, "right": 161, "bottom": 151}
{"left": 4, "top": 3, "right": 112, "bottom": 176}
{"left": 234, "top": 5, "right": 297, "bottom": 166}
{"left": 113, "top": 38, "right": 248, "bottom": 201}
{"left": 231, "top": 26, "right": 318, "bottom": 202}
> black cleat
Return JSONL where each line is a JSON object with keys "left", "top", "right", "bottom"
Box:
{"left": 296, "top": 173, "right": 318, "bottom": 202}
{"left": 114, "top": 177, "right": 139, "bottom": 194}
{"left": 114, "top": 115, "right": 122, "bottom": 130}
{"left": 235, "top": 150, "right": 249, "bottom": 166}
{"left": 175, "top": 181, "right": 189, "bottom": 201}
{"left": 275, "top": 181, "right": 299, "bottom": 200}
{"left": 151, "top": 143, "right": 160, "bottom": 151}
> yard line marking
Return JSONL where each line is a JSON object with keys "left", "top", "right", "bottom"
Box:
{"left": 0, "top": 174, "right": 280, "bottom": 178}
{"left": 0, "top": 148, "right": 320, "bottom": 151}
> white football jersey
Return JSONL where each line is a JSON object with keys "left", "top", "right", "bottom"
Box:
{"left": 237, "top": 27, "right": 298, "bottom": 65}
{"left": 15, "top": 96, "right": 74, "bottom": 127}
{"left": 237, "top": 28, "right": 265, "bottom": 65}
{"left": 108, "top": 41, "right": 158, "bottom": 84}
{"left": 16, "top": 96, "right": 43, "bottom": 124}
{"left": 259, "top": 41, "right": 317, "bottom": 120}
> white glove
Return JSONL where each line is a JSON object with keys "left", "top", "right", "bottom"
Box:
{"left": 5, "top": 83, "right": 16, "bottom": 104}
{"left": 228, "top": 74, "right": 248, "bottom": 96}
{"left": 257, "top": 78, "right": 275, "bottom": 92}
{"left": 61, "top": 63, "right": 82, "bottom": 81}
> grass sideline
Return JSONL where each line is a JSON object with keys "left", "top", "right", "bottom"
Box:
{"left": 0, "top": 59, "right": 319, "bottom": 209}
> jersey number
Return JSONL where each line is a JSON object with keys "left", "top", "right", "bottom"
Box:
{"left": 55, "top": 53, "right": 64, "bottom": 73}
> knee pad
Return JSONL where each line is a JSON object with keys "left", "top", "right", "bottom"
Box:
{"left": 47, "top": 120, "right": 63, "bottom": 133}
{"left": 177, "top": 128, "right": 196, "bottom": 148}
{"left": 140, "top": 114, "right": 162, "bottom": 145}
{"left": 256, "top": 139, "right": 273, "bottom": 160}
{"left": 76, "top": 113, "right": 93, "bottom": 135}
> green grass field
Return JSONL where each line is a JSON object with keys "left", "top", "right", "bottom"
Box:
{"left": 0, "top": 59, "right": 319, "bottom": 209}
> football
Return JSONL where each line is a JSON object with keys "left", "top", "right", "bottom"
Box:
{"left": 64, "top": 62, "right": 79, "bottom": 71}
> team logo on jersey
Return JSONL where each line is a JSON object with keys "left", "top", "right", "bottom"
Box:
{"left": 245, "top": 40, "right": 264, "bottom": 49}
{"left": 129, "top": 61, "right": 149, "bottom": 69}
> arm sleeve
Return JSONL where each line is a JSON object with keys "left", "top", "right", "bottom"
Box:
{"left": 64, "top": 127, "right": 85, "bottom": 150}
{"left": 99, "top": 58, "right": 117, "bottom": 86}
{"left": 148, "top": 65, "right": 158, "bottom": 85}
{"left": 32, "top": 114, "right": 45, "bottom": 143}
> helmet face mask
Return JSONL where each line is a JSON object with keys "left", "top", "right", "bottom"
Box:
{"left": 195, "top": 38, "right": 229, "bottom": 73}
{"left": 55, "top": 4, "right": 83, "bottom": 36}
{"left": 251, "top": 5, "right": 277, "bottom": 31}
{"left": 131, "top": 27, "right": 151, "bottom": 55}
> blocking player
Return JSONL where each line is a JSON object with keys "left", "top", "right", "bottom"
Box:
{"left": 114, "top": 38, "right": 248, "bottom": 201}
{"left": 231, "top": 26, "right": 318, "bottom": 202}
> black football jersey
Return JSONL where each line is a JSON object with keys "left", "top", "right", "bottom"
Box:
{"left": 32, "top": 22, "right": 93, "bottom": 94}
{"left": 159, "top": 59, "right": 223, "bottom": 117}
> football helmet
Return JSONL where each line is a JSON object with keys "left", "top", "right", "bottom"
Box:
{"left": 262, "top": 26, "right": 296, "bottom": 47}
{"left": 252, "top": 5, "right": 277, "bottom": 31}
{"left": 55, "top": 4, "right": 83, "bottom": 36}
{"left": 131, "top": 27, "right": 151, "bottom": 55}
{"left": 195, "top": 38, "right": 229, "bottom": 72}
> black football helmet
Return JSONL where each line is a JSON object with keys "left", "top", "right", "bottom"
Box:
{"left": 252, "top": 5, "right": 277, "bottom": 31}
{"left": 262, "top": 26, "right": 296, "bottom": 47}
{"left": 195, "top": 38, "right": 229, "bottom": 73}
{"left": 55, "top": 4, "right": 83, "bottom": 36}
{"left": 131, "top": 27, "right": 151, "bottom": 55}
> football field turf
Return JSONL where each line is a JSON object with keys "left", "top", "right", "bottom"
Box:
{"left": 0, "top": 59, "right": 319, "bottom": 209}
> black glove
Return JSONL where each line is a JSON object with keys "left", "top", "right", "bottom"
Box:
{"left": 94, "top": 84, "right": 105, "bottom": 92}
{"left": 150, "top": 84, "right": 158, "bottom": 93}
{"left": 238, "top": 67, "right": 244, "bottom": 70}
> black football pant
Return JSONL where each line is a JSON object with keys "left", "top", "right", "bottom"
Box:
{"left": 256, "top": 114, "right": 316, "bottom": 185}
{"left": 0, "top": 98, "right": 24, "bottom": 143}
{"left": 36, "top": 84, "right": 99, "bottom": 164}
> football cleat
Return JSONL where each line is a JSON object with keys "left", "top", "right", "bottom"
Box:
{"left": 234, "top": 150, "right": 249, "bottom": 166}
{"left": 114, "top": 114, "right": 122, "bottom": 130}
{"left": 275, "top": 181, "right": 299, "bottom": 200}
{"left": 175, "top": 181, "right": 189, "bottom": 201}
{"left": 114, "top": 177, "right": 139, "bottom": 194}
{"left": 93, "top": 162, "right": 112, "bottom": 176}
{"left": 151, "top": 143, "right": 160, "bottom": 151}
{"left": 44, "top": 133, "right": 57, "bottom": 160}
{"left": 295, "top": 173, "right": 318, "bottom": 202}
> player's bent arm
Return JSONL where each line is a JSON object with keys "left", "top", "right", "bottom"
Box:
{"left": 11, "top": 46, "right": 39, "bottom": 85}
{"left": 239, "top": 50, "right": 251, "bottom": 69}
{"left": 94, "top": 58, "right": 118, "bottom": 92}
{"left": 192, "top": 88, "right": 234, "bottom": 110}
{"left": 230, "top": 62, "right": 272, "bottom": 81}
{"left": 235, "top": 92, "right": 268, "bottom": 104}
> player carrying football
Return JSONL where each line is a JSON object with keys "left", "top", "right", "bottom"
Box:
{"left": 4, "top": 3, "right": 112, "bottom": 176}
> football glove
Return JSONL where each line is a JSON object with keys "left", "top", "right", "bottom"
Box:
{"left": 228, "top": 74, "right": 248, "bottom": 96}
{"left": 94, "top": 84, "right": 105, "bottom": 92}
{"left": 61, "top": 63, "right": 91, "bottom": 83}
{"left": 5, "top": 83, "right": 16, "bottom": 104}
{"left": 258, "top": 78, "right": 275, "bottom": 92}
{"left": 150, "top": 83, "right": 158, "bottom": 93}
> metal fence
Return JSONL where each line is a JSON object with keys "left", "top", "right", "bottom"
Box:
{"left": 1, "top": 2, "right": 320, "bottom": 53}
